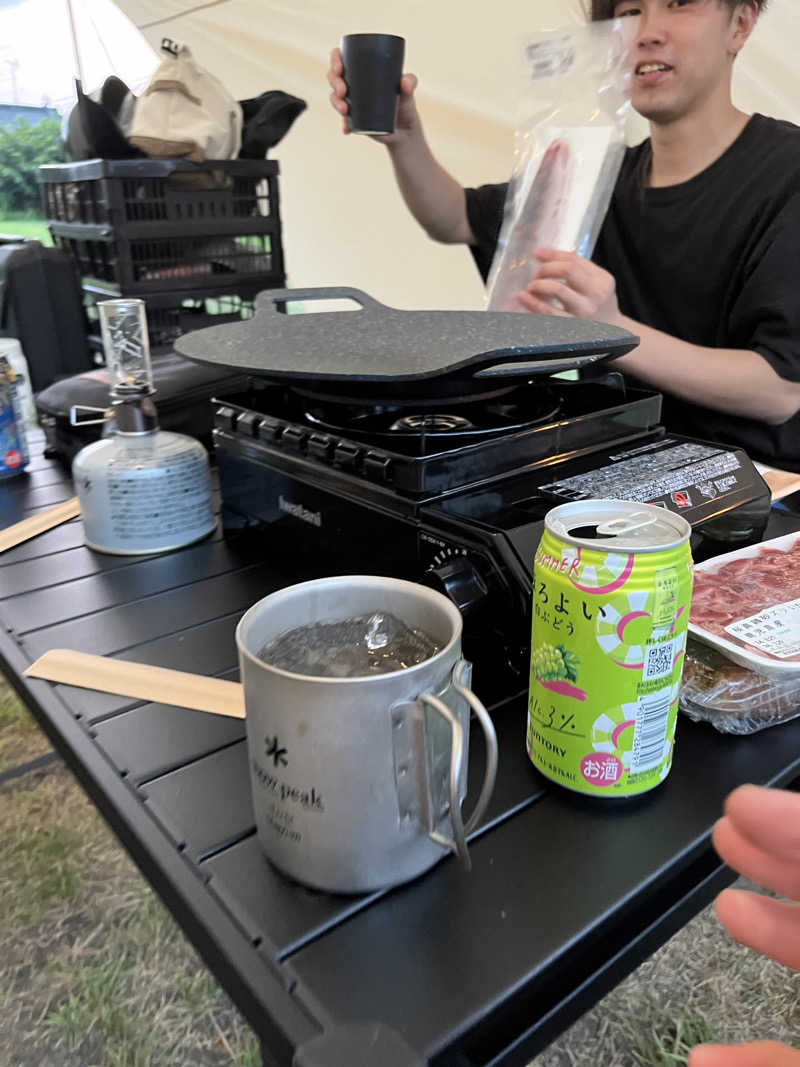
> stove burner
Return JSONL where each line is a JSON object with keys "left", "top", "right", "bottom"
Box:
{"left": 297, "top": 381, "right": 563, "bottom": 450}
{"left": 292, "top": 383, "right": 519, "bottom": 408}
{"left": 390, "top": 414, "right": 474, "bottom": 433}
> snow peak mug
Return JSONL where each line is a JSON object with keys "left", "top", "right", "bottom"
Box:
{"left": 236, "top": 576, "right": 498, "bottom": 894}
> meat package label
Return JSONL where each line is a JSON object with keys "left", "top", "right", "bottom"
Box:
{"left": 725, "top": 598, "right": 800, "bottom": 660}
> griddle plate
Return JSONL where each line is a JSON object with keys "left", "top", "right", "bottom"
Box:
{"left": 175, "top": 286, "right": 638, "bottom": 387}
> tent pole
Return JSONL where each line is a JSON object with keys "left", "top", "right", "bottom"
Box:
{"left": 65, "top": 0, "right": 85, "bottom": 92}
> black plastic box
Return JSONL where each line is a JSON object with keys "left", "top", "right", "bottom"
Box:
{"left": 40, "top": 158, "right": 285, "bottom": 294}
{"left": 50, "top": 227, "right": 282, "bottom": 294}
{"left": 40, "top": 157, "right": 281, "bottom": 231}
{"left": 82, "top": 281, "right": 261, "bottom": 357}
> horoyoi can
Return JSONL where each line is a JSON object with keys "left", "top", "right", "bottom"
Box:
{"left": 527, "top": 500, "right": 693, "bottom": 798}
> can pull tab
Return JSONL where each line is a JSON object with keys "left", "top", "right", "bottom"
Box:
{"left": 595, "top": 512, "right": 661, "bottom": 537}
{"left": 70, "top": 404, "right": 112, "bottom": 427}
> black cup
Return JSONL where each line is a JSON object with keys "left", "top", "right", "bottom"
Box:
{"left": 341, "top": 33, "right": 406, "bottom": 135}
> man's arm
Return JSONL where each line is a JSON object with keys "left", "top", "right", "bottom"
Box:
{"left": 385, "top": 134, "right": 475, "bottom": 245}
{"left": 519, "top": 249, "right": 800, "bottom": 427}
{"left": 327, "top": 48, "right": 474, "bottom": 245}
{"left": 611, "top": 321, "right": 800, "bottom": 427}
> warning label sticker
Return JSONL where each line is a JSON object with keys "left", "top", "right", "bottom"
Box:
{"left": 541, "top": 443, "right": 742, "bottom": 504}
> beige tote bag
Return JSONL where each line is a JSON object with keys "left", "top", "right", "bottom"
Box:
{"left": 130, "top": 39, "right": 242, "bottom": 162}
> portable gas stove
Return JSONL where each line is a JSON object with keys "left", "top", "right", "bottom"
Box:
{"left": 177, "top": 287, "right": 771, "bottom": 691}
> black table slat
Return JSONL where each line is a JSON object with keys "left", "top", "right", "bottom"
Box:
{"left": 4, "top": 465, "right": 74, "bottom": 493}
{"left": 0, "top": 526, "right": 226, "bottom": 596}
{"left": 1, "top": 545, "right": 141, "bottom": 597}
{"left": 92, "top": 688, "right": 244, "bottom": 783}
{"left": 286, "top": 715, "right": 800, "bottom": 1063}
{"left": 53, "top": 683, "right": 142, "bottom": 723}
{"left": 60, "top": 617, "right": 245, "bottom": 724}
{"left": 202, "top": 834, "right": 383, "bottom": 962}
{"left": 0, "top": 518, "right": 88, "bottom": 565}
{"left": 196, "top": 694, "right": 546, "bottom": 968}
{"left": 141, "top": 741, "right": 254, "bottom": 861}
{"left": 466, "top": 696, "right": 545, "bottom": 832}
{"left": 17, "top": 562, "right": 278, "bottom": 660}
{"left": 0, "top": 480, "right": 77, "bottom": 525}
{"left": 10, "top": 536, "right": 261, "bottom": 633}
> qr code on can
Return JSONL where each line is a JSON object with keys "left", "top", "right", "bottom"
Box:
{"left": 643, "top": 641, "right": 673, "bottom": 680}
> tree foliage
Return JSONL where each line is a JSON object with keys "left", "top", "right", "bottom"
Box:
{"left": 0, "top": 117, "right": 62, "bottom": 214}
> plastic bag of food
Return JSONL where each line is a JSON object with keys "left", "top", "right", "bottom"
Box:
{"left": 486, "top": 19, "right": 634, "bottom": 313}
{"left": 680, "top": 638, "right": 800, "bottom": 735}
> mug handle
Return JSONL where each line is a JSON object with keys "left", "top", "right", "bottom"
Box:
{"left": 422, "top": 659, "right": 499, "bottom": 870}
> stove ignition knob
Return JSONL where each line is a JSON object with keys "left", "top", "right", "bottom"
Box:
{"left": 427, "top": 556, "right": 489, "bottom": 619}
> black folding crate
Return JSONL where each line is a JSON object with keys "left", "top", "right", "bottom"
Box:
{"left": 41, "top": 158, "right": 285, "bottom": 295}
{"left": 82, "top": 282, "right": 261, "bottom": 357}
{"left": 40, "top": 158, "right": 281, "bottom": 232}
{"left": 50, "top": 227, "right": 283, "bottom": 294}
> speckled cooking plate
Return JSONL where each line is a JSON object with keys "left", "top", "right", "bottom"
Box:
{"left": 175, "top": 286, "right": 638, "bottom": 401}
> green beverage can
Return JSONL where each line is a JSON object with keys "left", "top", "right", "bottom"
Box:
{"left": 526, "top": 499, "right": 693, "bottom": 798}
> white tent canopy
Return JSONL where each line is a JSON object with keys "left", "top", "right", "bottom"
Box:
{"left": 0, "top": 0, "right": 156, "bottom": 113}
{"left": 75, "top": 1, "right": 800, "bottom": 308}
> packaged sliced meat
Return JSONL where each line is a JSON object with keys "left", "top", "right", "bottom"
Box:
{"left": 688, "top": 532, "right": 800, "bottom": 680}
{"left": 680, "top": 638, "right": 800, "bottom": 735}
{"left": 487, "top": 139, "right": 572, "bottom": 312}
{"left": 486, "top": 20, "right": 634, "bottom": 313}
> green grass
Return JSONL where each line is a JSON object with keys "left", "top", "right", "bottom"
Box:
{"left": 43, "top": 952, "right": 151, "bottom": 1066}
{"left": 0, "top": 782, "right": 83, "bottom": 926}
{"left": 0, "top": 710, "right": 263, "bottom": 1067}
{"left": 0, "top": 679, "right": 55, "bottom": 778}
{"left": 39, "top": 889, "right": 262, "bottom": 1066}
{"left": 608, "top": 1009, "right": 718, "bottom": 1066}
{"left": 0, "top": 682, "right": 31, "bottom": 730}
{"left": 0, "top": 724, "right": 53, "bottom": 772}
{"left": 0, "top": 214, "right": 50, "bottom": 244}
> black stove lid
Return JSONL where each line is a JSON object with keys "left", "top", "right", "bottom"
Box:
{"left": 175, "top": 286, "right": 638, "bottom": 391}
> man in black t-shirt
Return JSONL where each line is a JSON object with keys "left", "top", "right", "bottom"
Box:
{"left": 328, "top": 0, "right": 800, "bottom": 472}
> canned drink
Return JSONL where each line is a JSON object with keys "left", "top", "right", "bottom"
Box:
{"left": 526, "top": 500, "right": 692, "bottom": 798}
{"left": 0, "top": 355, "right": 29, "bottom": 480}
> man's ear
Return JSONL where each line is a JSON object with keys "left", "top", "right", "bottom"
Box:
{"left": 729, "top": 0, "right": 759, "bottom": 59}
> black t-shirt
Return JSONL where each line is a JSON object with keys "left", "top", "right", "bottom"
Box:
{"left": 465, "top": 115, "right": 800, "bottom": 470}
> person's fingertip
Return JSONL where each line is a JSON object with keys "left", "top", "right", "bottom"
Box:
{"left": 687, "top": 1045, "right": 724, "bottom": 1067}
{"left": 519, "top": 296, "right": 547, "bottom": 315}
{"left": 713, "top": 886, "right": 747, "bottom": 930}
{"left": 710, "top": 815, "right": 728, "bottom": 849}
{"left": 725, "top": 783, "right": 761, "bottom": 814}
{"left": 714, "top": 887, "right": 732, "bottom": 912}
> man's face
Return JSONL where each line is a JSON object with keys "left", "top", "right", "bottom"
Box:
{"left": 613, "top": 0, "right": 748, "bottom": 125}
